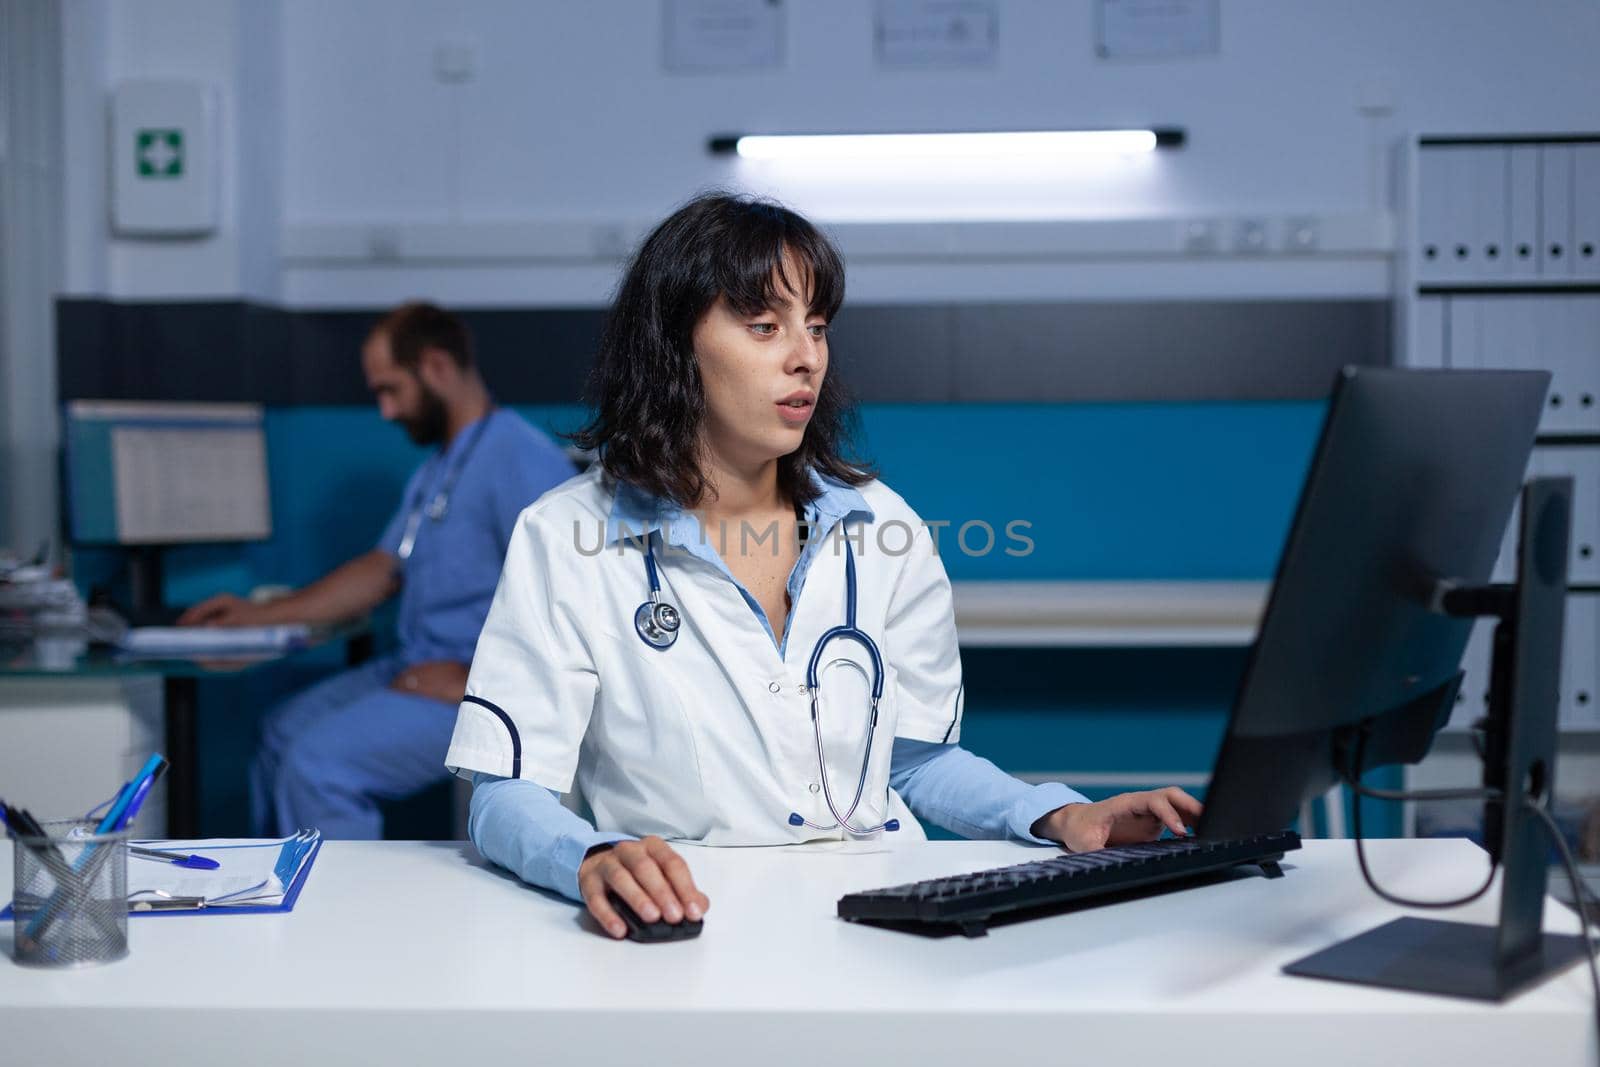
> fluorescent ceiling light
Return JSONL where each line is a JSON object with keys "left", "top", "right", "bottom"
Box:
{"left": 710, "top": 129, "right": 1184, "bottom": 160}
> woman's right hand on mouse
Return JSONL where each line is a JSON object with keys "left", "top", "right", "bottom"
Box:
{"left": 578, "top": 836, "right": 710, "bottom": 939}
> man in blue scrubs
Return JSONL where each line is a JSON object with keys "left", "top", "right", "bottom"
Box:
{"left": 180, "top": 303, "right": 575, "bottom": 838}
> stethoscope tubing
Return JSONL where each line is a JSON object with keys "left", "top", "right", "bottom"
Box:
{"left": 396, "top": 409, "right": 496, "bottom": 561}
{"left": 637, "top": 527, "right": 897, "bottom": 836}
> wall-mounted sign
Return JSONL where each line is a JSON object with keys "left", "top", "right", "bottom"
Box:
{"left": 875, "top": 0, "right": 998, "bottom": 69}
{"left": 1095, "top": 0, "right": 1219, "bottom": 60}
{"left": 664, "top": 0, "right": 785, "bottom": 73}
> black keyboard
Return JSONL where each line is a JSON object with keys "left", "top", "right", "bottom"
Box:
{"left": 838, "top": 830, "right": 1301, "bottom": 936}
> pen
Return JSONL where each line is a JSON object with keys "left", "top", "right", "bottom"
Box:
{"left": 114, "top": 757, "right": 170, "bottom": 832}
{"left": 26, "top": 752, "right": 169, "bottom": 944}
{"left": 8, "top": 805, "right": 72, "bottom": 868}
{"left": 130, "top": 846, "right": 220, "bottom": 870}
{"left": 97, "top": 754, "right": 168, "bottom": 835}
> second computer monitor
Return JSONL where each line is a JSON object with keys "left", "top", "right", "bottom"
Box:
{"left": 63, "top": 400, "right": 272, "bottom": 546}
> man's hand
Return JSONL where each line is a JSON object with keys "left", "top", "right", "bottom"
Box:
{"left": 178, "top": 593, "right": 271, "bottom": 627}
{"left": 578, "top": 836, "right": 710, "bottom": 939}
{"left": 389, "top": 661, "right": 469, "bottom": 705}
{"left": 1032, "top": 787, "right": 1204, "bottom": 852}
{"left": 178, "top": 550, "right": 397, "bottom": 631}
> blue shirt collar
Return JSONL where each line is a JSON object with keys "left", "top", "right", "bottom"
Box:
{"left": 604, "top": 470, "right": 874, "bottom": 548}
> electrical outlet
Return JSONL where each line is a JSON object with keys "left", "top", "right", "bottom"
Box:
{"left": 1233, "top": 218, "right": 1269, "bottom": 254}
{"left": 1182, "top": 220, "right": 1219, "bottom": 254}
{"left": 367, "top": 227, "right": 401, "bottom": 261}
{"left": 1284, "top": 217, "right": 1320, "bottom": 252}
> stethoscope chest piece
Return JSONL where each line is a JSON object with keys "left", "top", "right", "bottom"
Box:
{"left": 635, "top": 599, "right": 681, "bottom": 650}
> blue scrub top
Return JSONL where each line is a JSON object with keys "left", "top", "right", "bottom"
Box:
{"left": 377, "top": 409, "right": 575, "bottom": 666}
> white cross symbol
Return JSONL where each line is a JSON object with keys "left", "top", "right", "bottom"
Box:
{"left": 141, "top": 135, "right": 179, "bottom": 173}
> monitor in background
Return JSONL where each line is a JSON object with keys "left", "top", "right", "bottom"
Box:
{"left": 63, "top": 400, "right": 272, "bottom": 618}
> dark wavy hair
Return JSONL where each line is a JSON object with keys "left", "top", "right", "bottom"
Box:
{"left": 571, "top": 192, "right": 874, "bottom": 509}
{"left": 369, "top": 301, "right": 473, "bottom": 370}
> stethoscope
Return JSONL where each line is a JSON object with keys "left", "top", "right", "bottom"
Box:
{"left": 396, "top": 409, "right": 495, "bottom": 561}
{"left": 635, "top": 530, "right": 900, "bottom": 836}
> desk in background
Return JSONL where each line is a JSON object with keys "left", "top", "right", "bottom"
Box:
{"left": 0, "top": 626, "right": 372, "bottom": 837}
{"left": 0, "top": 838, "right": 1591, "bottom": 1065}
{"left": 950, "top": 580, "right": 1267, "bottom": 648}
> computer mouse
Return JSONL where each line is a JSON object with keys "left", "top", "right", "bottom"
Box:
{"left": 606, "top": 891, "right": 703, "bottom": 943}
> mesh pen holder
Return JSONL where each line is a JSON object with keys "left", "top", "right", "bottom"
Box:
{"left": 9, "top": 820, "right": 129, "bottom": 967}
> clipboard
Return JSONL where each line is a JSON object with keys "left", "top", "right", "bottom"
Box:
{"left": 3, "top": 834, "right": 321, "bottom": 919}
{"left": 130, "top": 836, "right": 322, "bottom": 916}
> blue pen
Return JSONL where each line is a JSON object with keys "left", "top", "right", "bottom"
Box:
{"left": 24, "top": 752, "right": 170, "bottom": 944}
{"left": 130, "top": 846, "right": 220, "bottom": 870}
{"left": 113, "top": 757, "right": 169, "bottom": 832}
{"left": 96, "top": 754, "right": 167, "bottom": 835}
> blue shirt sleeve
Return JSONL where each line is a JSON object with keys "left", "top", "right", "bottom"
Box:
{"left": 467, "top": 771, "right": 633, "bottom": 903}
{"left": 889, "top": 739, "right": 1091, "bottom": 845}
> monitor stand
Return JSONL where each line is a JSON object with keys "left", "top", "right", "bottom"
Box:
{"left": 1284, "top": 476, "right": 1594, "bottom": 1001}
{"left": 124, "top": 545, "right": 180, "bottom": 626}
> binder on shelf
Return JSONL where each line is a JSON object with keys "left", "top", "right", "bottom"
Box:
{"left": 1560, "top": 595, "right": 1597, "bottom": 730}
{"left": 1573, "top": 143, "right": 1600, "bottom": 282}
{"left": 1470, "top": 146, "right": 1510, "bottom": 280}
{"left": 1540, "top": 144, "right": 1575, "bottom": 278}
{"left": 1551, "top": 297, "right": 1600, "bottom": 433}
{"left": 1453, "top": 593, "right": 1596, "bottom": 732}
{"left": 1508, "top": 145, "right": 1541, "bottom": 279}
{"left": 1409, "top": 296, "right": 1447, "bottom": 368}
{"left": 1534, "top": 447, "right": 1600, "bottom": 584}
{"left": 1441, "top": 146, "right": 1479, "bottom": 283}
{"left": 1447, "top": 294, "right": 1535, "bottom": 370}
{"left": 1415, "top": 146, "right": 1453, "bottom": 284}
{"left": 1444, "top": 296, "right": 1475, "bottom": 368}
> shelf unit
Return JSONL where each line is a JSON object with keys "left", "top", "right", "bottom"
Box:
{"left": 1397, "top": 132, "right": 1600, "bottom": 737}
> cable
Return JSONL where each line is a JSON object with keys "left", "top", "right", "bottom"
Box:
{"left": 1523, "top": 797, "right": 1600, "bottom": 1043}
{"left": 1341, "top": 725, "right": 1599, "bottom": 1037}
{"left": 1342, "top": 725, "right": 1500, "bottom": 909}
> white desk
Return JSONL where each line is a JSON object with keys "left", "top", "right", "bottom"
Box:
{"left": 1, "top": 839, "right": 1593, "bottom": 1065}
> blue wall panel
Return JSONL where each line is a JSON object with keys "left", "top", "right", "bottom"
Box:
{"left": 863, "top": 401, "right": 1325, "bottom": 580}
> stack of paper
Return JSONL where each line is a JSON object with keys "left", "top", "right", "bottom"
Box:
{"left": 125, "top": 830, "right": 321, "bottom": 912}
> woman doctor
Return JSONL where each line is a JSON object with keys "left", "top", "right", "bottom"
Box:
{"left": 445, "top": 193, "right": 1203, "bottom": 938}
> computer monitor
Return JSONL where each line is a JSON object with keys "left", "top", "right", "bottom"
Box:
{"left": 1199, "top": 367, "right": 1544, "bottom": 840}
{"left": 63, "top": 401, "right": 272, "bottom": 617}
{"left": 1195, "top": 366, "right": 1587, "bottom": 1000}
{"left": 63, "top": 400, "right": 272, "bottom": 546}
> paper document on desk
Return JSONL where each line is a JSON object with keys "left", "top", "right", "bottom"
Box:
{"left": 126, "top": 830, "right": 320, "bottom": 910}
{"left": 118, "top": 624, "right": 310, "bottom": 656}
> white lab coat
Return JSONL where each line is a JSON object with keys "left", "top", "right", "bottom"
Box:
{"left": 444, "top": 465, "right": 965, "bottom": 844}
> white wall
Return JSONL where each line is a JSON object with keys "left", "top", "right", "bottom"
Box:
{"left": 282, "top": 0, "right": 1599, "bottom": 223}
{"left": 52, "top": 0, "right": 1600, "bottom": 308}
